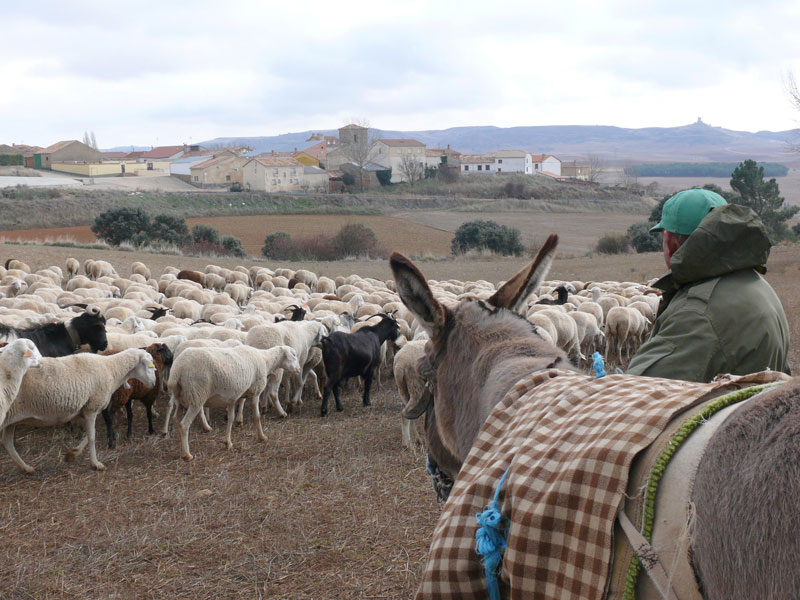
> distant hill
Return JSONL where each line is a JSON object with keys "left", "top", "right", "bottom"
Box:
{"left": 200, "top": 120, "right": 800, "bottom": 165}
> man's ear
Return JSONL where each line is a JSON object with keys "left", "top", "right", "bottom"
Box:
{"left": 489, "top": 233, "right": 558, "bottom": 312}
{"left": 390, "top": 252, "right": 446, "bottom": 336}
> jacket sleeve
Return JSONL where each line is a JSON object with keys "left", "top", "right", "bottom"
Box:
{"left": 626, "top": 303, "right": 725, "bottom": 383}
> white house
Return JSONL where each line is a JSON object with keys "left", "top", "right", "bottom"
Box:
{"left": 459, "top": 154, "right": 497, "bottom": 173}
{"left": 493, "top": 150, "right": 532, "bottom": 174}
{"left": 530, "top": 154, "right": 562, "bottom": 176}
{"left": 242, "top": 157, "right": 305, "bottom": 192}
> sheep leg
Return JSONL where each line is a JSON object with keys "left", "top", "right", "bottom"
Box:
{"left": 101, "top": 407, "right": 116, "bottom": 449}
{"left": 84, "top": 412, "right": 106, "bottom": 471}
{"left": 320, "top": 383, "right": 333, "bottom": 417}
{"left": 264, "top": 387, "right": 287, "bottom": 418}
{"left": 161, "top": 395, "right": 176, "bottom": 436}
{"left": 305, "top": 369, "right": 322, "bottom": 402}
{"left": 290, "top": 371, "right": 305, "bottom": 407}
{"left": 250, "top": 394, "right": 268, "bottom": 442}
{"left": 225, "top": 404, "right": 236, "bottom": 450}
{"left": 0, "top": 426, "right": 35, "bottom": 474}
{"left": 177, "top": 404, "right": 202, "bottom": 461}
{"left": 126, "top": 401, "right": 134, "bottom": 437}
{"left": 145, "top": 403, "right": 155, "bottom": 435}
{"left": 235, "top": 397, "right": 245, "bottom": 426}
{"left": 64, "top": 414, "right": 89, "bottom": 463}
{"left": 200, "top": 407, "right": 212, "bottom": 432}
{"left": 401, "top": 417, "right": 413, "bottom": 449}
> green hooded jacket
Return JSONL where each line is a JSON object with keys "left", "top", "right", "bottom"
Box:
{"left": 627, "top": 204, "right": 791, "bottom": 382}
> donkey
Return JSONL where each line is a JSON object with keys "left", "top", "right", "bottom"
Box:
{"left": 390, "top": 234, "right": 800, "bottom": 599}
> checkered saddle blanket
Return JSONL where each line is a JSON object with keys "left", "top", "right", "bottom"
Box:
{"left": 415, "top": 369, "right": 786, "bottom": 600}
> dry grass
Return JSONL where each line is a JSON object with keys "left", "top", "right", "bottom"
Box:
{"left": 0, "top": 241, "right": 798, "bottom": 599}
{"left": 0, "top": 385, "right": 439, "bottom": 600}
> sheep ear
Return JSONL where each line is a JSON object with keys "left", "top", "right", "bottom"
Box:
{"left": 390, "top": 253, "right": 445, "bottom": 336}
{"left": 489, "top": 233, "right": 558, "bottom": 313}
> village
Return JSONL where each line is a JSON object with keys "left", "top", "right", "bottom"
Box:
{"left": 0, "top": 123, "right": 591, "bottom": 193}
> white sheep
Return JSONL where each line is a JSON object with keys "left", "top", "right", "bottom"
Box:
{"left": 168, "top": 345, "right": 301, "bottom": 460}
{"left": 0, "top": 348, "right": 156, "bottom": 472}
{"left": 392, "top": 339, "right": 428, "bottom": 448}
{"left": 0, "top": 339, "right": 43, "bottom": 428}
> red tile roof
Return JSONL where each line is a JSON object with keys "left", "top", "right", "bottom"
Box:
{"left": 248, "top": 157, "right": 304, "bottom": 168}
{"left": 40, "top": 140, "right": 81, "bottom": 154}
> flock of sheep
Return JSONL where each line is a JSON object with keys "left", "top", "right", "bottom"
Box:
{"left": 0, "top": 254, "right": 661, "bottom": 475}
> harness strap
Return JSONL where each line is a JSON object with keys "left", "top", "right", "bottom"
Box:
{"left": 617, "top": 511, "right": 679, "bottom": 600}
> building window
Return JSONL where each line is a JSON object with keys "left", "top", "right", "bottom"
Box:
{"left": 535, "top": 164, "right": 539, "bottom": 170}
{"left": 407, "top": 148, "right": 412, "bottom": 153}
{"left": 464, "top": 165, "right": 469, "bottom": 171}
{"left": 193, "top": 176, "right": 198, "bottom": 182}
{"left": 498, "top": 168, "right": 502, "bottom": 172}
{"left": 226, "top": 175, "right": 231, "bottom": 181}
{"left": 417, "top": 149, "right": 421, "bottom": 153}
{"left": 485, "top": 165, "right": 490, "bottom": 170}
{"left": 477, "top": 165, "right": 482, "bottom": 171}
{"left": 271, "top": 179, "right": 277, "bottom": 185}
{"left": 273, "top": 168, "right": 278, "bottom": 174}
{"left": 147, "top": 162, "right": 153, "bottom": 170}
{"left": 498, "top": 159, "right": 503, "bottom": 164}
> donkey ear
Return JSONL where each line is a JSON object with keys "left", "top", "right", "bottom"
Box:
{"left": 390, "top": 252, "right": 446, "bottom": 335}
{"left": 488, "top": 233, "right": 558, "bottom": 312}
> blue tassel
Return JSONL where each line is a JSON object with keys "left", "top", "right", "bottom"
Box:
{"left": 475, "top": 467, "right": 510, "bottom": 600}
{"left": 592, "top": 352, "right": 606, "bottom": 379}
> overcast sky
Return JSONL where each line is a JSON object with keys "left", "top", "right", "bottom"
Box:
{"left": 3, "top": 0, "right": 800, "bottom": 148}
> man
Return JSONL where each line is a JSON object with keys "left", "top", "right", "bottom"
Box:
{"left": 627, "top": 187, "right": 791, "bottom": 382}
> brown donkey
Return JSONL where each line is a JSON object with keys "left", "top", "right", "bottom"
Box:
{"left": 390, "top": 235, "right": 800, "bottom": 599}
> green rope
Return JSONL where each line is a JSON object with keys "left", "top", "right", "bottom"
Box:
{"left": 622, "top": 382, "right": 782, "bottom": 599}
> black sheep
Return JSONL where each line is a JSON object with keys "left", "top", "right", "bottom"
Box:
{"left": 0, "top": 307, "right": 108, "bottom": 357}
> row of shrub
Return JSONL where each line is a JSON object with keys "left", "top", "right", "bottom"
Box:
{"left": 91, "top": 208, "right": 246, "bottom": 257}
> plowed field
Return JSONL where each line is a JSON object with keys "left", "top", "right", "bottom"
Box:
{"left": 0, "top": 215, "right": 455, "bottom": 257}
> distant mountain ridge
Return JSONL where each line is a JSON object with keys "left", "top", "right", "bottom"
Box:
{"left": 198, "top": 120, "right": 800, "bottom": 165}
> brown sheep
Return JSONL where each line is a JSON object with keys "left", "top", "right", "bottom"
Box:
{"left": 101, "top": 342, "right": 174, "bottom": 448}
{"left": 177, "top": 269, "right": 204, "bottom": 285}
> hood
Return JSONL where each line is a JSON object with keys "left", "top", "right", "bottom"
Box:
{"left": 656, "top": 204, "right": 771, "bottom": 289}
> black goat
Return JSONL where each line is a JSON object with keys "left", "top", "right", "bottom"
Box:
{"left": 535, "top": 285, "right": 570, "bottom": 306}
{"left": 0, "top": 307, "right": 108, "bottom": 357}
{"left": 319, "top": 313, "right": 400, "bottom": 417}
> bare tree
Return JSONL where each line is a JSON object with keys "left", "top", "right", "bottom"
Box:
{"left": 82, "top": 130, "right": 98, "bottom": 149}
{"left": 585, "top": 153, "right": 606, "bottom": 183}
{"left": 619, "top": 159, "right": 639, "bottom": 190}
{"left": 784, "top": 71, "right": 800, "bottom": 152}
{"left": 398, "top": 153, "right": 425, "bottom": 185}
{"left": 339, "top": 118, "right": 382, "bottom": 192}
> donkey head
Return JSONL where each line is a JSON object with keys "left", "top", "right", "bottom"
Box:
{"left": 390, "top": 233, "right": 569, "bottom": 478}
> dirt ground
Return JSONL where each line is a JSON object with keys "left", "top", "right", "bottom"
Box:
{"left": 0, "top": 243, "right": 798, "bottom": 599}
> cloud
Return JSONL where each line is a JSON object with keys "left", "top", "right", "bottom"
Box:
{"left": 2, "top": 0, "right": 800, "bottom": 145}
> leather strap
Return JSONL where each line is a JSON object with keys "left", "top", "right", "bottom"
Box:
{"left": 617, "top": 511, "right": 679, "bottom": 600}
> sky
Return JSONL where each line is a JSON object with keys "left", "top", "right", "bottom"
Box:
{"left": 2, "top": 0, "right": 800, "bottom": 149}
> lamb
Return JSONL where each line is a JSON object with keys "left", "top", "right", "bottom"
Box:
{"left": 0, "top": 348, "right": 156, "bottom": 472}
{"left": 0, "top": 339, "right": 43, "bottom": 428}
{"left": 392, "top": 339, "right": 428, "bottom": 448}
{"left": 168, "top": 345, "right": 301, "bottom": 460}
{"left": 101, "top": 342, "right": 173, "bottom": 447}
